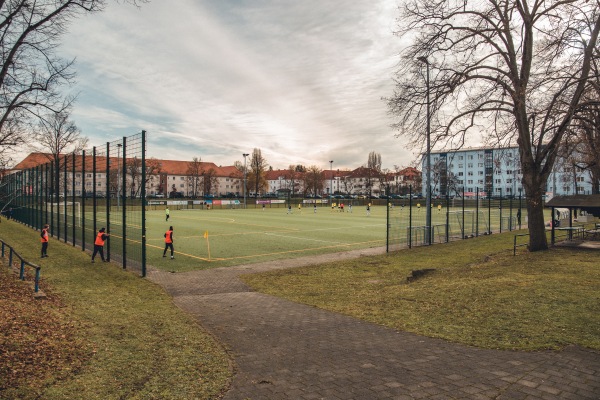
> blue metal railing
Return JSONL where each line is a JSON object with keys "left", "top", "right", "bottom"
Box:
{"left": 1, "top": 240, "right": 41, "bottom": 293}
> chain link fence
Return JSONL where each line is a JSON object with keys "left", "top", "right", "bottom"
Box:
{"left": 1, "top": 131, "right": 147, "bottom": 276}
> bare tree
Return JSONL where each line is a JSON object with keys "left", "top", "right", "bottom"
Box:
{"left": 33, "top": 109, "right": 86, "bottom": 200}
{"left": 304, "top": 165, "right": 324, "bottom": 196}
{"left": 367, "top": 151, "right": 381, "bottom": 172}
{"left": 567, "top": 74, "right": 600, "bottom": 194}
{"left": 248, "top": 148, "right": 268, "bottom": 196}
{"left": 340, "top": 175, "right": 355, "bottom": 195}
{"left": 285, "top": 165, "right": 302, "bottom": 196}
{"left": 123, "top": 156, "right": 161, "bottom": 198}
{"left": 387, "top": 1, "right": 600, "bottom": 251}
{"left": 35, "top": 110, "right": 87, "bottom": 166}
{"left": 0, "top": 0, "right": 145, "bottom": 166}
{"left": 186, "top": 157, "right": 204, "bottom": 198}
{"left": 378, "top": 168, "right": 395, "bottom": 196}
{"left": 202, "top": 167, "right": 219, "bottom": 196}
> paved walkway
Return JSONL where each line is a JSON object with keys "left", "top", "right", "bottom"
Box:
{"left": 148, "top": 248, "right": 600, "bottom": 400}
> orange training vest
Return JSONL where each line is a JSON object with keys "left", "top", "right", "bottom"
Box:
{"left": 95, "top": 232, "right": 105, "bottom": 246}
{"left": 165, "top": 230, "right": 173, "bottom": 244}
{"left": 41, "top": 229, "right": 48, "bottom": 243}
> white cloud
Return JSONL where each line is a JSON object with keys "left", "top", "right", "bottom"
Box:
{"left": 60, "top": 0, "right": 415, "bottom": 170}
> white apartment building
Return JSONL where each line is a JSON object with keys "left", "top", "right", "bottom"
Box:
{"left": 422, "top": 146, "right": 594, "bottom": 198}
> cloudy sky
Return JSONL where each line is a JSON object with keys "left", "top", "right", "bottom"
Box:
{"left": 60, "top": 0, "right": 413, "bottom": 171}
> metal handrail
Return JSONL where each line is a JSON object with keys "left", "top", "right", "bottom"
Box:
{"left": 1, "top": 240, "right": 41, "bottom": 293}
{"left": 513, "top": 233, "right": 529, "bottom": 256}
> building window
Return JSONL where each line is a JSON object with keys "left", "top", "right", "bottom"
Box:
{"left": 458, "top": 156, "right": 463, "bottom": 160}
{"left": 458, "top": 172, "right": 463, "bottom": 176}
{"left": 458, "top": 164, "right": 463, "bottom": 168}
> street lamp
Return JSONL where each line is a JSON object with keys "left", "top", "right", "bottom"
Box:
{"left": 329, "top": 160, "right": 333, "bottom": 196}
{"left": 418, "top": 56, "right": 432, "bottom": 245}
{"left": 117, "top": 143, "right": 122, "bottom": 209}
{"left": 243, "top": 153, "right": 249, "bottom": 208}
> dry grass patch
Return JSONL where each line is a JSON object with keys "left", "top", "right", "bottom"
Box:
{"left": 0, "top": 221, "right": 231, "bottom": 400}
{"left": 242, "top": 233, "right": 600, "bottom": 351}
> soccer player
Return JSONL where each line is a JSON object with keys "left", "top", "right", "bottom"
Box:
{"left": 298, "top": 203, "right": 302, "bottom": 213}
{"left": 366, "top": 204, "right": 371, "bottom": 216}
{"left": 91, "top": 227, "right": 109, "bottom": 263}
{"left": 163, "top": 226, "right": 174, "bottom": 259}
{"left": 165, "top": 207, "right": 170, "bottom": 221}
{"left": 40, "top": 224, "right": 49, "bottom": 258}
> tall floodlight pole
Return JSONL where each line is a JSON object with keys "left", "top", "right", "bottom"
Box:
{"left": 329, "top": 160, "right": 333, "bottom": 196}
{"left": 243, "top": 153, "right": 249, "bottom": 208}
{"left": 117, "top": 143, "right": 122, "bottom": 209}
{"left": 418, "top": 56, "right": 432, "bottom": 245}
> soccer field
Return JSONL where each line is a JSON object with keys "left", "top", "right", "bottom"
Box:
{"left": 146, "top": 205, "right": 387, "bottom": 272}
{"left": 77, "top": 199, "right": 549, "bottom": 273}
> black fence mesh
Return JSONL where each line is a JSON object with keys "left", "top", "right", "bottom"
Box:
{"left": 1, "top": 131, "right": 147, "bottom": 276}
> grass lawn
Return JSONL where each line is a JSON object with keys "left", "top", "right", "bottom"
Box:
{"left": 0, "top": 220, "right": 230, "bottom": 400}
{"left": 143, "top": 205, "right": 388, "bottom": 271}
{"left": 138, "top": 203, "right": 548, "bottom": 272}
{"left": 241, "top": 230, "right": 600, "bottom": 351}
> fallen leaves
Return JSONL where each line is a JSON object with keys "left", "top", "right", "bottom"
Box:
{"left": 0, "top": 267, "right": 91, "bottom": 396}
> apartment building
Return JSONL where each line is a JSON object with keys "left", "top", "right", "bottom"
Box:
{"left": 12, "top": 153, "right": 243, "bottom": 198}
{"left": 422, "top": 146, "right": 594, "bottom": 198}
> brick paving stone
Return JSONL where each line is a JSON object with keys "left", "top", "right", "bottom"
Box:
{"left": 148, "top": 248, "right": 600, "bottom": 399}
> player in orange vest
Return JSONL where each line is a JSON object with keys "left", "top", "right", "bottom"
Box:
{"left": 163, "top": 226, "right": 174, "bottom": 259}
{"left": 91, "top": 227, "right": 109, "bottom": 263}
{"left": 40, "top": 224, "right": 49, "bottom": 258}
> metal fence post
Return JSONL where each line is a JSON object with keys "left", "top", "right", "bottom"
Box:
{"left": 141, "top": 130, "right": 147, "bottom": 277}
{"left": 122, "top": 137, "right": 127, "bottom": 270}
{"left": 106, "top": 142, "right": 111, "bottom": 261}
{"left": 35, "top": 267, "right": 40, "bottom": 293}
{"left": 82, "top": 150, "right": 86, "bottom": 250}
{"left": 408, "top": 185, "right": 413, "bottom": 249}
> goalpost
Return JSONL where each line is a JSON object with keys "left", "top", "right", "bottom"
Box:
{"left": 46, "top": 201, "right": 81, "bottom": 227}
{"left": 449, "top": 210, "right": 490, "bottom": 238}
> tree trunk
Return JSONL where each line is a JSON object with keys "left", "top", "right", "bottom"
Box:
{"left": 590, "top": 166, "right": 600, "bottom": 194}
{"left": 524, "top": 182, "right": 548, "bottom": 251}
